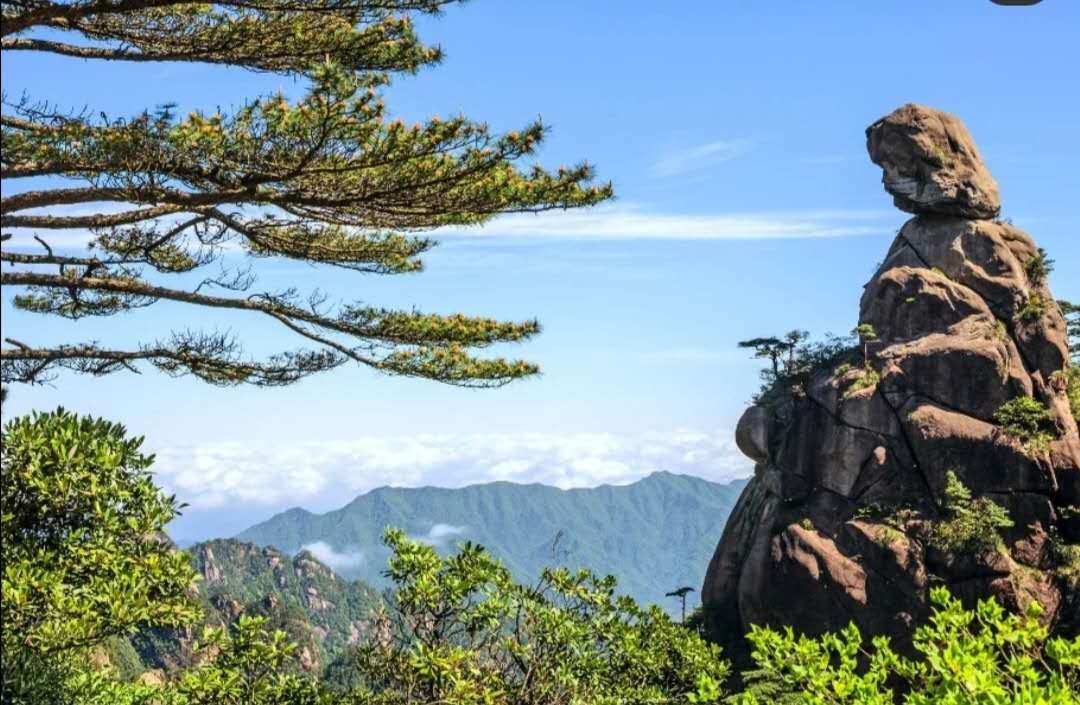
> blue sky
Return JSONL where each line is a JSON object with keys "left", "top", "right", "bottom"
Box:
{"left": 3, "top": 0, "right": 1079, "bottom": 542}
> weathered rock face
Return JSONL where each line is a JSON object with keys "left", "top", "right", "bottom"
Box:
{"left": 867, "top": 104, "right": 1001, "bottom": 219}
{"left": 702, "top": 104, "right": 1079, "bottom": 667}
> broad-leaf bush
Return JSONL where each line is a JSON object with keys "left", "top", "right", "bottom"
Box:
{"left": 1, "top": 409, "right": 199, "bottom": 704}
{"left": 170, "top": 616, "right": 328, "bottom": 705}
{"left": 5, "top": 410, "right": 1078, "bottom": 704}
{"left": 733, "top": 588, "right": 1080, "bottom": 705}
{"left": 338, "top": 528, "right": 730, "bottom": 704}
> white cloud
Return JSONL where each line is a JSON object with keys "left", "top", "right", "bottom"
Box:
{"left": 652, "top": 139, "right": 755, "bottom": 177}
{"left": 299, "top": 541, "right": 366, "bottom": 571}
{"left": 151, "top": 430, "right": 753, "bottom": 512}
{"left": 414, "top": 523, "right": 467, "bottom": 546}
{"left": 4, "top": 201, "right": 898, "bottom": 251}
{"left": 438, "top": 204, "right": 898, "bottom": 241}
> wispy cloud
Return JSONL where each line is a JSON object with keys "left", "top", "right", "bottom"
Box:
{"left": 652, "top": 139, "right": 755, "bottom": 177}
{"left": 439, "top": 204, "right": 899, "bottom": 241}
{"left": 413, "top": 523, "right": 467, "bottom": 547}
{"left": 151, "top": 430, "right": 752, "bottom": 511}
{"left": 4, "top": 200, "right": 898, "bottom": 250}
{"left": 299, "top": 541, "right": 366, "bottom": 572}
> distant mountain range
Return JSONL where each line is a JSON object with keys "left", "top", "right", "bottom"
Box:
{"left": 99, "top": 473, "right": 749, "bottom": 682}
{"left": 236, "top": 471, "right": 748, "bottom": 609}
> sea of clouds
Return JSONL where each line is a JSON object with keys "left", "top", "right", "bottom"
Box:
{"left": 152, "top": 429, "right": 752, "bottom": 513}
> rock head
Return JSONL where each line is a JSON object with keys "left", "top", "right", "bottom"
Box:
{"left": 867, "top": 104, "right": 1001, "bottom": 219}
{"left": 702, "top": 105, "right": 1079, "bottom": 668}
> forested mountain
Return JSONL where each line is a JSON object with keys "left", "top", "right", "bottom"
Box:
{"left": 102, "top": 539, "right": 382, "bottom": 682}
{"left": 236, "top": 472, "right": 748, "bottom": 609}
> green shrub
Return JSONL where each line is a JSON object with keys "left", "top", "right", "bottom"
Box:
{"left": 1017, "top": 293, "right": 1050, "bottom": 323}
{"left": 1023, "top": 247, "right": 1055, "bottom": 286}
{"left": 874, "top": 526, "right": 906, "bottom": 549}
{"left": 1, "top": 410, "right": 200, "bottom": 704}
{"left": 742, "top": 332, "right": 859, "bottom": 405}
{"left": 340, "top": 528, "right": 730, "bottom": 704}
{"left": 172, "top": 616, "right": 325, "bottom": 705}
{"left": 929, "top": 471, "right": 1013, "bottom": 554}
{"left": 1048, "top": 528, "right": 1080, "bottom": 585}
{"left": 854, "top": 323, "right": 877, "bottom": 341}
{"left": 733, "top": 588, "right": 1080, "bottom": 704}
{"left": 843, "top": 366, "right": 880, "bottom": 397}
{"left": 993, "top": 395, "right": 1057, "bottom": 452}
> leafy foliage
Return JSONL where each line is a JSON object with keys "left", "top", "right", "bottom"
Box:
{"left": 1, "top": 409, "right": 199, "bottom": 704}
{"left": 842, "top": 366, "right": 880, "bottom": 398}
{"left": 81, "top": 616, "right": 331, "bottom": 705}
{"left": 1024, "top": 247, "right": 1055, "bottom": 286}
{"left": 854, "top": 323, "right": 878, "bottom": 340}
{"left": 335, "top": 527, "right": 730, "bottom": 704}
{"left": 739, "top": 332, "right": 859, "bottom": 405}
{"left": 928, "top": 471, "right": 1013, "bottom": 554}
{"left": 734, "top": 587, "right": 1080, "bottom": 704}
{"left": 737, "top": 331, "right": 809, "bottom": 377}
{"left": 1017, "top": 292, "right": 1050, "bottom": 323}
{"left": 83, "top": 526, "right": 732, "bottom": 703}
{"left": 170, "top": 616, "right": 327, "bottom": 705}
{"left": 4, "top": 413, "right": 1077, "bottom": 704}
{"left": 993, "top": 395, "right": 1058, "bottom": 452}
{"left": 120, "top": 539, "right": 383, "bottom": 680}
{"left": 1049, "top": 525, "right": 1080, "bottom": 585}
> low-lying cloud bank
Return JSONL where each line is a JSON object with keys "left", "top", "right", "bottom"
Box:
{"left": 152, "top": 430, "right": 752, "bottom": 512}
{"left": 413, "top": 523, "right": 468, "bottom": 547}
{"left": 299, "top": 541, "right": 366, "bottom": 572}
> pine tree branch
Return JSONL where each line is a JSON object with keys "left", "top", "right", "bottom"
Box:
{"left": 1, "top": 205, "right": 187, "bottom": 229}
{"left": 1, "top": 270, "right": 539, "bottom": 348}
{"left": 2, "top": 0, "right": 609, "bottom": 388}
{"left": 0, "top": 336, "right": 344, "bottom": 386}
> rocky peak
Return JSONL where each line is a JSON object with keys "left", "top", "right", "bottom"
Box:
{"left": 866, "top": 103, "right": 1001, "bottom": 219}
{"left": 702, "top": 104, "right": 1079, "bottom": 668}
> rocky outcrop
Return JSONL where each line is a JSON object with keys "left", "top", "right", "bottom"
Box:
{"left": 702, "top": 104, "right": 1080, "bottom": 667}
{"left": 866, "top": 104, "right": 1001, "bottom": 219}
{"left": 125, "top": 539, "right": 382, "bottom": 678}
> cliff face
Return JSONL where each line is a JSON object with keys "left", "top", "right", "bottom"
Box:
{"left": 124, "top": 539, "right": 382, "bottom": 679}
{"left": 702, "top": 104, "right": 1080, "bottom": 665}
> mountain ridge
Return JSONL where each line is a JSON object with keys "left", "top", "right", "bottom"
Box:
{"left": 236, "top": 471, "right": 749, "bottom": 609}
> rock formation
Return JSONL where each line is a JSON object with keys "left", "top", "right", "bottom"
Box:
{"left": 702, "top": 104, "right": 1080, "bottom": 666}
